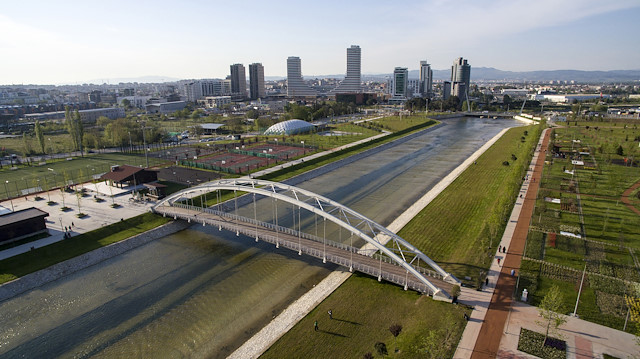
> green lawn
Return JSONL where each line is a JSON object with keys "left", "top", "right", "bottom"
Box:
{"left": 261, "top": 273, "right": 469, "bottom": 359}
{"left": 397, "top": 124, "right": 540, "bottom": 283}
{"left": 372, "top": 115, "right": 436, "bottom": 132}
{"left": 0, "top": 212, "right": 170, "bottom": 284}
{"left": 0, "top": 153, "right": 167, "bottom": 200}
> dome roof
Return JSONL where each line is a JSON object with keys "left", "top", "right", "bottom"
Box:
{"left": 264, "top": 119, "right": 315, "bottom": 135}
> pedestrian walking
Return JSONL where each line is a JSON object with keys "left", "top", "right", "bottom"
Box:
{"left": 72, "top": 222, "right": 74, "bottom": 227}
{"left": 328, "top": 309, "right": 333, "bottom": 320}
{"left": 503, "top": 247, "right": 506, "bottom": 253}
{"left": 510, "top": 269, "right": 516, "bottom": 276}
{"left": 485, "top": 278, "right": 489, "bottom": 286}
{"left": 497, "top": 258, "right": 500, "bottom": 265}
{"left": 498, "top": 245, "right": 502, "bottom": 252}
{"left": 314, "top": 320, "right": 318, "bottom": 331}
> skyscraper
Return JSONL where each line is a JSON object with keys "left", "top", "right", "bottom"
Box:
{"left": 249, "top": 63, "right": 265, "bottom": 100}
{"left": 230, "top": 63, "right": 247, "bottom": 99}
{"left": 334, "top": 45, "right": 362, "bottom": 94}
{"left": 286, "top": 56, "right": 317, "bottom": 97}
{"left": 392, "top": 67, "right": 408, "bottom": 99}
{"left": 451, "top": 57, "right": 470, "bottom": 99}
{"left": 419, "top": 60, "right": 433, "bottom": 98}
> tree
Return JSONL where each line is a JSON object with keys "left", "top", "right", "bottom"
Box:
{"left": 65, "top": 107, "right": 84, "bottom": 156}
{"left": 389, "top": 324, "right": 402, "bottom": 351}
{"left": 121, "top": 98, "right": 132, "bottom": 110}
{"left": 617, "top": 145, "right": 624, "bottom": 156}
{"left": 374, "top": 342, "right": 388, "bottom": 357}
{"left": 35, "top": 120, "right": 45, "bottom": 155}
{"left": 536, "top": 285, "right": 567, "bottom": 347}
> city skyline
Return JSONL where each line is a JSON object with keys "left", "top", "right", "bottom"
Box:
{"left": 1, "top": 0, "right": 639, "bottom": 85}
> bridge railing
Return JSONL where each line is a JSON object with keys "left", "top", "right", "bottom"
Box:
{"left": 168, "top": 203, "right": 443, "bottom": 282}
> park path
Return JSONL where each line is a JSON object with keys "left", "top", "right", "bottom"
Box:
{"left": 621, "top": 178, "right": 640, "bottom": 216}
{"left": 469, "top": 128, "right": 551, "bottom": 358}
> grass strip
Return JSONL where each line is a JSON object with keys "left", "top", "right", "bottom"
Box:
{"left": 261, "top": 273, "right": 469, "bottom": 359}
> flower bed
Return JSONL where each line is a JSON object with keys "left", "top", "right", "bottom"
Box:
{"left": 517, "top": 328, "right": 566, "bottom": 359}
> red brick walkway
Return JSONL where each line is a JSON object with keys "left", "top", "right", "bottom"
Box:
{"left": 470, "top": 129, "right": 551, "bottom": 358}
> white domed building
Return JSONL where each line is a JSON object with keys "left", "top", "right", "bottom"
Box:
{"left": 263, "top": 119, "right": 315, "bottom": 135}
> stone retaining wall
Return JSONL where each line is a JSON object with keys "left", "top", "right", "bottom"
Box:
{"left": 0, "top": 220, "right": 191, "bottom": 302}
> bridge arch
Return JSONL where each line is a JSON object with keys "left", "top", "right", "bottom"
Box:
{"left": 153, "top": 179, "right": 459, "bottom": 297}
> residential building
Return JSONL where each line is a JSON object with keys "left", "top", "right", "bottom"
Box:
{"left": 391, "top": 67, "right": 408, "bottom": 100}
{"left": 202, "top": 96, "right": 232, "bottom": 108}
{"left": 334, "top": 45, "right": 362, "bottom": 94}
{"left": 23, "top": 107, "right": 124, "bottom": 123}
{"left": 451, "top": 57, "right": 471, "bottom": 99}
{"left": 443, "top": 81, "right": 451, "bottom": 100}
{"left": 230, "top": 64, "right": 247, "bottom": 99}
{"left": 249, "top": 63, "right": 265, "bottom": 100}
{"left": 419, "top": 60, "right": 433, "bottom": 98}
{"left": 286, "top": 57, "right": 317, "bottom": 97}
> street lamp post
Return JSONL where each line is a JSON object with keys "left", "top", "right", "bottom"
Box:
{"left": 4, "top": 181, "right": 14, "bottom": 211}
{"left": 141, "top": 123, "right": 149, "bottom": 168}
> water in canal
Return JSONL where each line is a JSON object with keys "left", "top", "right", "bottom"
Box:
{"left": 0, "top": 117, "right": 521, "bottom": 358}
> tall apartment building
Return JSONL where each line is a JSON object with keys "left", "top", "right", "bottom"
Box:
{"left": 392, "top": 67, "right": 409, "bottom": 99}
{"left": 451, "top": 57, "right": 471, "bottom": 99}
{"left": 419, "top": 60, "right": 433, "bottom": 98}
{"left": 230, "top": 63, "right": 247, "bottom": 99}
{"left": 443, "top": 81, "right": 452, "bottom": 100}
{"left": 334, "top": 45, "right": 362, "bottom": 94}
{"left": 286, "top": 56, "right": 317, "bottom": 97}
{"left": 249, "top": 63, "right": 265, "bottom": 100}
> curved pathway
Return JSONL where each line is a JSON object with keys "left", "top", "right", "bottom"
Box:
{"left": 621, "top": 179, "right": 640, "bottom": 216}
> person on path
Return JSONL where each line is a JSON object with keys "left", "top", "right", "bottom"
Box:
{"left": 497, "top": 258, "right": 500, "bottom": 265}
{"left": 314, "top": 320, "right": 318, "bottom": 331}
{"left": 485, "top": 278, "right": 489, "bottom": 286}
{"left": 328, "top": 309, "right": 332, "bottom": 320}
{"left": 503, "top": 246, "right": 506, "bottom": 253}
{"left": 498, "top": 245, "right": 502, "bottom": 252}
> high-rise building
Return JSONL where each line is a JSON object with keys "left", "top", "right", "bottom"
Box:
{"left": 451, "top": 57, "right": 471, "bottom": 99}
{"left": 419, "top": 60, "right": 433, "bottom": 98}
{"left": 249, "top": 63, "right": 265, "bottom": 100}
{"left": 334, "top": 45, "right": 362, "bottom": 94}
{"left": 286, "top": 57, "right": 317, "bottom": 97}
{"left": 443, "top": 81, "right": 451, "bottom": 100}
{"left": 230, "top": 63, "right": 247, "bottom": 99}
{"left": 392, "top": 67, "right": 408, "bottom": 99}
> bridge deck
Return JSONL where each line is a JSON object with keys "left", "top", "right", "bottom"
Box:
{"left": 154, "top": 205, "right": 453, "bottom": 300}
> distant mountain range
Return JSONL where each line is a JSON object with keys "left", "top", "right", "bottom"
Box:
{"left": 273, "top": 68, "right": 640, "bottom": 83}
{"left": 75, "top": 69, "right": 640, "bottom": 85}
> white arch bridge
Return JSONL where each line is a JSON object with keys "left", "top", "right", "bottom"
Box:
{"left": 152, "top": 179, "right": 460, "bottom": 301}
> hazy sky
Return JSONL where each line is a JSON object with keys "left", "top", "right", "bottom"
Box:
{"left": 1, "top": 0, "right": 639, "bottom": 85}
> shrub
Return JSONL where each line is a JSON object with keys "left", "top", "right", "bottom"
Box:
{"left": 502, "top": 161, "right": 510, "bottom": 166}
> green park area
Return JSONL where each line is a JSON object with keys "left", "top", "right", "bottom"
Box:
{"left": 518, "top": 120, "right": 640, "bottom": 332}
{"left": 0, "top": 153, "right": 167, "bottom": 200}
{"left": 262, "top": 274, "right": 470, "bottom": 359}
{"left": 1, "top": 115, "right": 547, "bottom": 356}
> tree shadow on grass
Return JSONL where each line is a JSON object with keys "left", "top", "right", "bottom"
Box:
{"left": 334, "top": 318, "right": 361, "bottom": 326}
{"left": 319, "top": 329, "right": 347, "bottom": 338}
